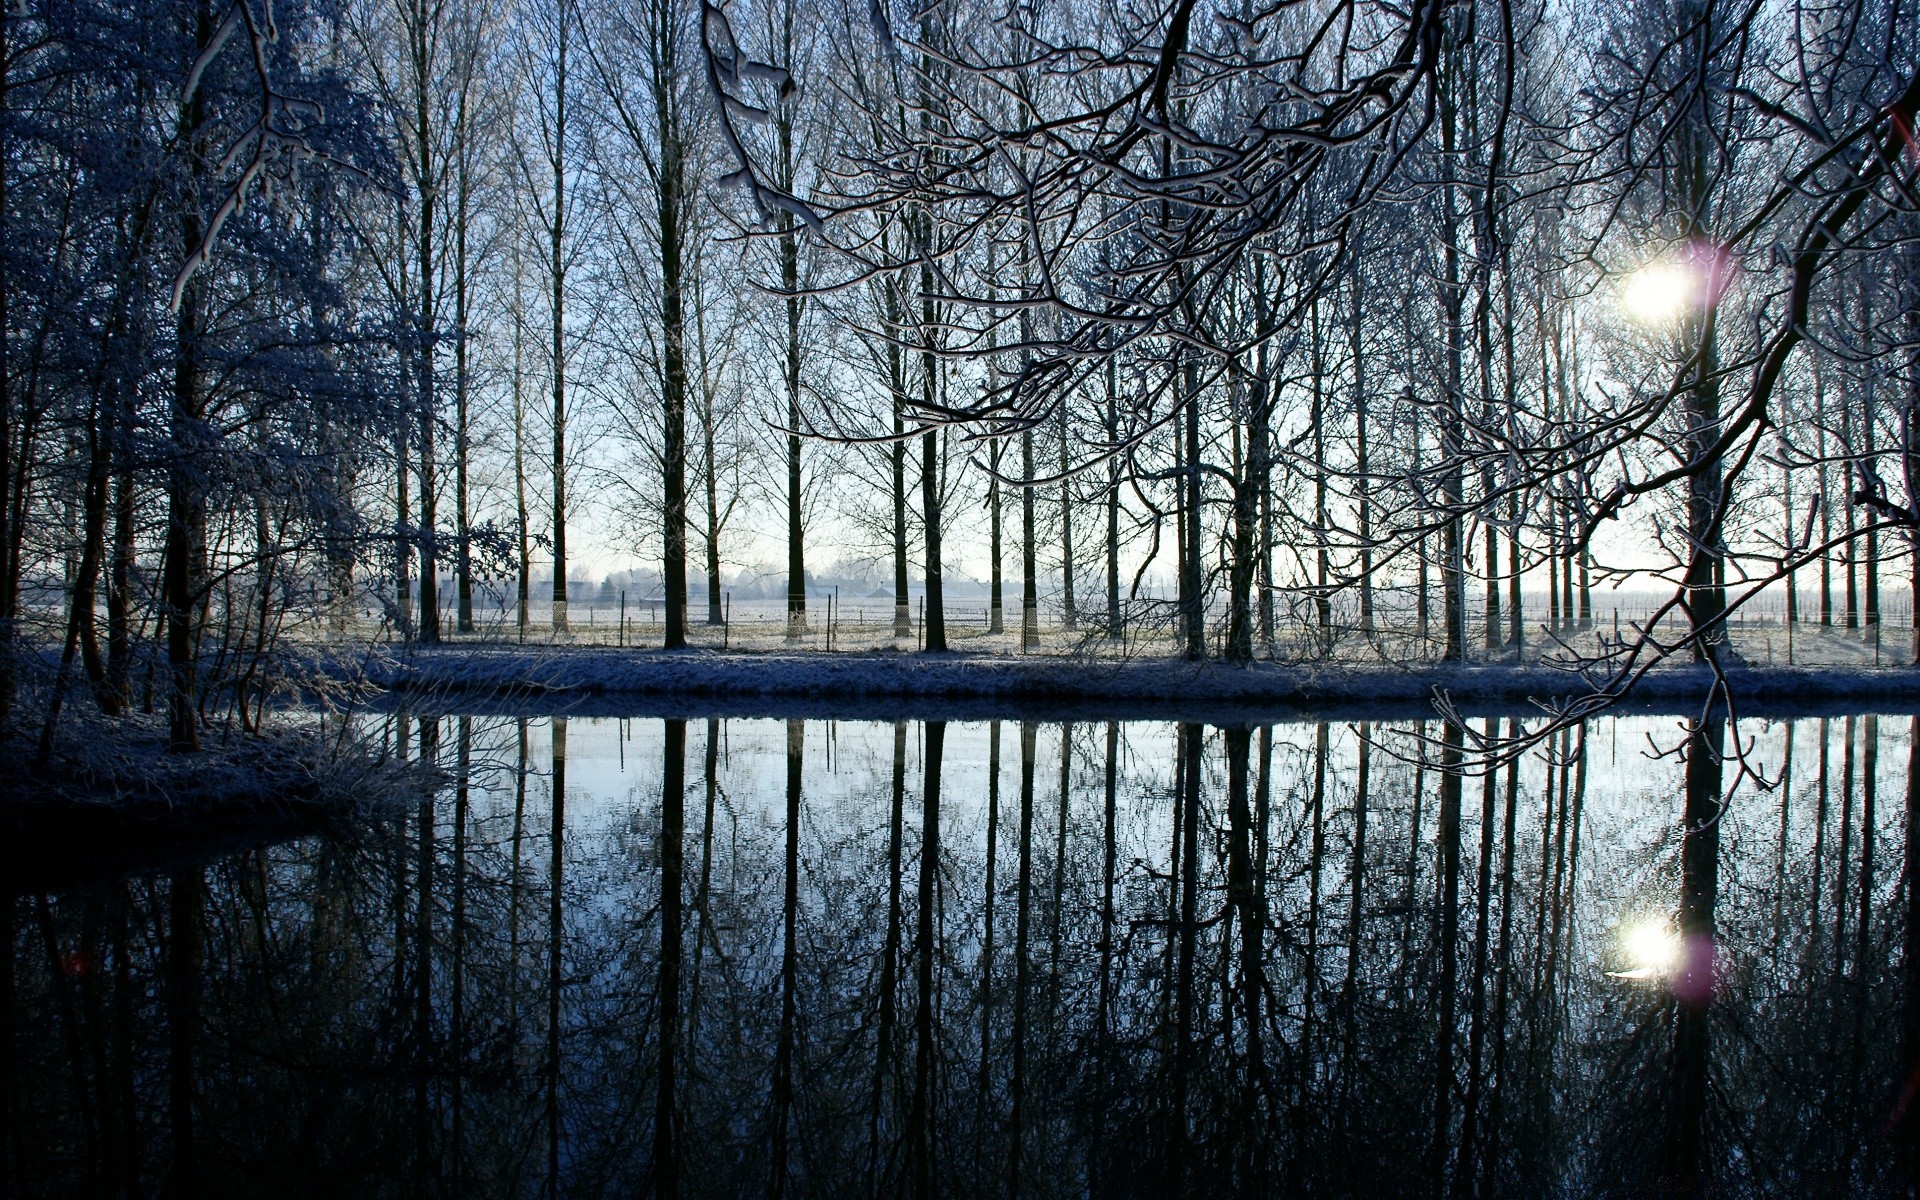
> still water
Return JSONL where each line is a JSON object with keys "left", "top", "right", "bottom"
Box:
{"left": 7, "top": 710, "right": 1916, "bottom": 1198}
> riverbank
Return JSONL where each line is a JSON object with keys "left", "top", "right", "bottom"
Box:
{"left": 2, "top": 711, "right": 410, "bottom": 892}
{"left": 335, "top": 643, "right": 1920, "bottom": 711}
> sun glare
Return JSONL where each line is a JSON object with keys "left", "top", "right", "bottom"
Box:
{"left": 1609, "top": 918, "right": 1682, "bottom": 980}
{"left": 1619, "top": 261, "right": 1694, "bottom": 324}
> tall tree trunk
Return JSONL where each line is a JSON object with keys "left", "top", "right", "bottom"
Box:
{"left": 165, "top": 0, "right": 213, "bottom": 751}
{"left": 1106, "top": 360, "right": 1121, "bottom": 639}
{"left": 0, "top": 7, "right": 12, "bottom": 723}
{"left": 1059, "top": 410, "right": 1075, "bottom": 631}
{"left": 990, "top": 439, "right": 1006, "bottom": 635}
{"left": 921, "top": 341, "right": 946, "bottom": 651}
{"left": 1352, "top": 260, "right": 1374, "bottom": 637}
{"left": 548, "top": 6, "right": 571, "bottom": 637}
{"left": 1312, "top": 299, "right": 1332, "bottom": 648}
{"left": 107, "top": 396, "right": 134, "bottom": 705}
{"left": 1227, "top": 372, "right": 1267, "bottom": 662}
{"left": 514, "top": 252, "right": 531, "bottom": 639}
{"left": 703, "top": 370, "right": 724, "bottom": 625}
{"left": 1022, "top": 429, "right": 1038, "bottom": 650}
{"left": 892, "top": 335, "right": 911, "bottom": 639}
{"left": 1438, "top": 28, "right": 1468, "bottom": 663}
{"left": 783, "top": 227, "right": 805, "bottom": 638}
{"left": 657, "top": 2, "right": 689, "bottom": 650}
{"left": 413, "top": 6, "right": 439, "bottom": 646}
{"left": 1180, "top": 359, "right": 1205, "bottom": 660}
{"left": 454, "top": 103, "right": 474, "bottom": 634}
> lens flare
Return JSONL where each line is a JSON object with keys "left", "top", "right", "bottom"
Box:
{"left": 1618, "top": 243, "right": 1735, "bottom": 324}
{"left": 1607, "top": 918, "right": 1682, "bottom": 980}
{"left": 1624, "top": 920, "right": 1681, "bottom": 970}
{"left": 1619, "top": 262, "right": 1694, "bottom": 324}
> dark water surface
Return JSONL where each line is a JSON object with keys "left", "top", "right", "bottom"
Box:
{"left": 7, "top": 711, "right": 1917, "bottom": 1198}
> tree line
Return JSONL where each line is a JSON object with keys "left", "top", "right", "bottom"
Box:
{"left": 4, "top": 0, "right": 1920, "bottom": 750}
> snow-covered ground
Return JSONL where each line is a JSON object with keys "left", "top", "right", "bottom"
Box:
{"left": 329, "top": 641, "right": 1920, "bottom": 714}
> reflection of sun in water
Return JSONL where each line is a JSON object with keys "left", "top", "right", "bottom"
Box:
{"left": 1608, "top": 919, "right": 1682, "bottom": 981}
{"left": 1619, "top": 262, "right": 1694, "bottom": 324}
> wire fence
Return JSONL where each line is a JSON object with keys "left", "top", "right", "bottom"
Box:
{"left": 329, "top": 590, "right": 1920, "bottom": 667}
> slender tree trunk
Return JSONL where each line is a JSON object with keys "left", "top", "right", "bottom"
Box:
{"left": 658, "top": 10, "right": 690, "bottom": 649}
{"left": 1181, "top": 359, "right": 1205, "bottom": 660}
{"left": 455, "top": 110, "right": 474, "bottom": 634}
{"left": 703, "top": 379, "right": 724, "bottom": 625}
{"left": 1059, "top": 410, "right": 1075, "bottom": 630}
{"left": 1106, "top": 360, "right": 1121, "bottom": 638}
{"left": 165, "top": 0, "right": 213, "bottom": 751}
{"left": 510, "top": 249, "right": 530, "bottom": 638}
{"left": 1864, "top": 293, "right": 1880, "bottom": 631}
{"left": 0, "top": 8, "right": 13, "bottom": 723}
{"left": 1312, "top": 300, "right": 1332, "bottom": 648}
{"left": 1022, "top": 428, "right": 1038, "bottom": 650}
{"left": 783, "top": 225, "right": 806, "bottom": 638}
{"left": 1818, "top": 367, "right": 1834, "bottom": 626}
{"left": 548, "top": 8, "right": 571, "bottom": 637}
{"left": 919, "top": 254, "right": 946, "bottom": 651}
{"left": 921, "top": 418, "right": 946, "bottom": 651}
{"left": 1353, "top": 261, "right": 1374, "bottom": 636}
{"left": 990, "top": 440, "right": 1005, "bottom": 635}
{"left": 882, "top": 325, "right": 910, "bottom": 639}
{"left": 412, "top": 4, "right": 439, "bottom": 647}
{"left": 107, "top": 399, "right": 134, "bottom": 705}
{"left": 1227, "top": 374, "right": 1266, "bottom": 662}
{"left": 1438, "top": 30, "right": 1468, "bottom": 663}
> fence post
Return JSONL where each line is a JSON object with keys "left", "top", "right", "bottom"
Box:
{"left": 620, "top": 590, "right": 626, "bottom": 647}
{"left": 724, "top": 592, "right": 731, "bottom": 650}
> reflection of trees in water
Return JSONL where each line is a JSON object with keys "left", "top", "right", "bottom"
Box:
{"left": 6, "top": 713, "right": 1916, "bottom": 1197}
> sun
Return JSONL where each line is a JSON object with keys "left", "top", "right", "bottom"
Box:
{"left": 1608, "top": 918, "right": 1683, "bottom": 980}
{"left": 1619, "top": 261, "right": 1696, "bottom": 324}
